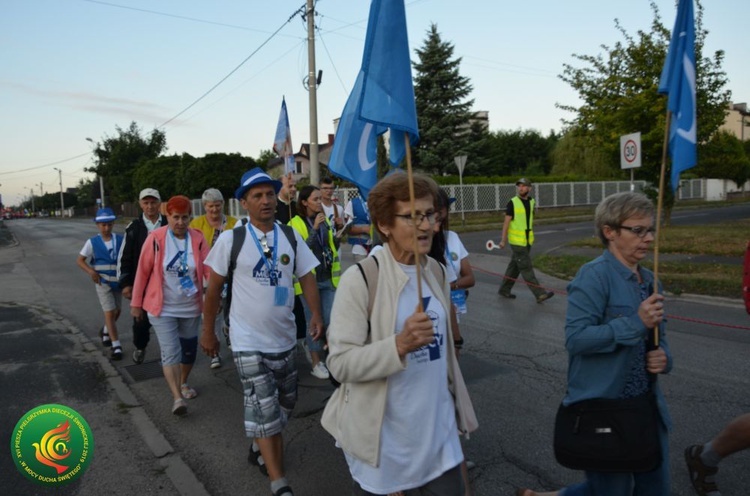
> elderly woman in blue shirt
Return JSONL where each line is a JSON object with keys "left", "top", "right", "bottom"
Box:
{"left": 519, "top": 191, "right": 672, "bottom": 496}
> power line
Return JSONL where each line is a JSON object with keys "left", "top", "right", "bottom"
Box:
{"left": 83, "top": 0, "right": 296, "bottom": 37}
{"left": 0, "top": 152, "right": 91, "bottom": 176}
{"left": 158, "top": 3, "right": 307, "bottom": 129}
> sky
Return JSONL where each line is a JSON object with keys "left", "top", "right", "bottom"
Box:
{"left": 1, "top": 0, "right": 747, "bottom": 208}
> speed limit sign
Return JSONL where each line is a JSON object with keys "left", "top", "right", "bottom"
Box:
{"left": 620, "top": 132, "right": 641, "bottom": 170}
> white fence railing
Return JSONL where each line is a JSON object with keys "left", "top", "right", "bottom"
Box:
{"left": 213, "top": 179, "right": 705, "bottom": 218}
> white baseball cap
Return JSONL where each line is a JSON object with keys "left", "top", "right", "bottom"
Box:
{"left": 139, "top": 188, "right": 161, "bottom": 201}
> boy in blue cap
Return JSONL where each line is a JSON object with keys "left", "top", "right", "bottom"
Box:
{"left": 77, "top": 207, "right": 124, "bottom": 360}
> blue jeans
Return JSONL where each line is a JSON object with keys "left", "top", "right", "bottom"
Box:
{"left": 301, "top": 278, "right": 335, "bottom": 353}
{"left": 560, "top": 424, "right": 670, "bottom": 496}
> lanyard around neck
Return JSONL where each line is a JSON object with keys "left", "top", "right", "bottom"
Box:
{"left": 248, "top": 223, "right": 278, "bottom": 274}
{"left": 168, "top": 229, "right": 189, "bottom": 268}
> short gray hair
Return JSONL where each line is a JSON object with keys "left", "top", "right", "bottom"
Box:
{"left": 201, "top": 188, "right": 224, "bottom": 204}
{"left": 595, "top": 192, "right": 655, "bottom": 246}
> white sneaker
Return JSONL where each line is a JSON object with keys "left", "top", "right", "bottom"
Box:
{"left": 210, "top": 355, "right": 222, "bottom": 369}
{"left": 311, "top": 362, "right": 330, "bottom": 380}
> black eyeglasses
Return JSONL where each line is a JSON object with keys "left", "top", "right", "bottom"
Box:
{"left": 260, "top": 235, "right": 272, "bottom": 258}
{"left": 394, "top": 212, "right": 438, "bottom": 226}
{"left": 617, "top": 225, "right": 657, "bottom": 238}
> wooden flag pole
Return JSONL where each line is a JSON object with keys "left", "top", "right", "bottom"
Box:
{"left": 404, "top": 132, "right": 423, "bottom": 310}
{"left": 652, "top": 110, "right": 672, "bottom": 349}
{"left": 286, "top": 171, "right": 293, "bottom": 220}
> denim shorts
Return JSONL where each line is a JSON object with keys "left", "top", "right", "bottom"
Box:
{"left": 148, "top": 314, "right": 200, "bottom": 366}
{"left": 234, "top": 348, "right": 297, "bottom": 438}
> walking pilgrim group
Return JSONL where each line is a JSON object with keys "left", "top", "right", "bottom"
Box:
{"left": 76, "top": 169, "right": 743, "bottom": 496}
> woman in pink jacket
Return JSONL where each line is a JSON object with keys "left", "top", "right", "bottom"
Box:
{"left": 131, "top": 195, "right": 210, "bottom": 416}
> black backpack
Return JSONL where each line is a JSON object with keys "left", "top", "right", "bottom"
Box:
{"left": 224, "top": 221, "right": 297, "bottom": 326}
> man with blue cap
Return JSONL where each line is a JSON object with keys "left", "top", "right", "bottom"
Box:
{"left": 77, "top": 207, "right": 124, "bottom": 360}
{"left": 200, "top": 167, "right": 323, "bottom": 496}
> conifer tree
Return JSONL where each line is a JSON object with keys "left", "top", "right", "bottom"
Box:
{"left": 413, "top": 24, "right": 475, "bottom": 175}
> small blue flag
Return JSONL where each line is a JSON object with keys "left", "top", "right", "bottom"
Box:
{"left": 658, "top": 0, "right": 697, "bottom": 192}
{"left": 273, "top": 97, "right": 295, "bottom": 175}
{"left": 328, "top": 0, "right": 419, "bottom": 199}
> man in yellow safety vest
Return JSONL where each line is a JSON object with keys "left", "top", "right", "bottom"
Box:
{"left": 497, "top": 178, "right": 554, "bottom": 303}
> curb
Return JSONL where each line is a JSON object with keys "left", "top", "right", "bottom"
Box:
{"left": 56, "top": 307, "right": 210, "bottom": 496}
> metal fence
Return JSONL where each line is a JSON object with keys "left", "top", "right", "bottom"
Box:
{"left": 220, "top": 179, "right": 704, "bottom": 217}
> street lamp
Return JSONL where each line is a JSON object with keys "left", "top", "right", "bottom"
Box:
{"left": 53, "top": 167, "right": 65, "bottom": 217}
{"left": 86, "top": 137, "right": 106, "bottom": 208}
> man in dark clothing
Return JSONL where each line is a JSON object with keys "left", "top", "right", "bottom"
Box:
{"left": 497, "top": 178, "right": 554, "bottom": 303}
{"left": 117, "top": 188, "right": 168, "bottom": 363}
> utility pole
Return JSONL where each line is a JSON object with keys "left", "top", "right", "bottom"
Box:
{"left": 54, "top": 167, "right": 65, "bottom": 217}
{"left": 27, "top": 187, "right": 35, "bottom": 213}
{"left": 306, "top": 0, "right": 320, "bottom": 185}
{"left": 38, "top": 182, "right": 44, "bottom": 197}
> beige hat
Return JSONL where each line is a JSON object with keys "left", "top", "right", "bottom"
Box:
{"left": 139, "top": 188, "right": 161, "bottom": 201}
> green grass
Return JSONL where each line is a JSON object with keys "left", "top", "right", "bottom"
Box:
{"left": 535, "top": 219, "right": 748, "bottom": 298}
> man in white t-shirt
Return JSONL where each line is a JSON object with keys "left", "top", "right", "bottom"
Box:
{"left": 200, "top": 167, "right": 323, "bottom": 496}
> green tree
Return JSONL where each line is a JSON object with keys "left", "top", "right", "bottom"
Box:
{"left": 89, "top": 122, "right": 168, "bottom": 205}
{"left": 556, "top": 0, "right": 730, "bottom": 210}
{"left": 183, "top": 152, "right": 257, "bottom": 199}
{"left": 132, "top": 154, "right": 186, "bottom": 200}
{"left": 696, "top": 131, "right": 750, "bottom": 186}
{"left": 483, "top": 129, "right": 559, "bottom": 177}
{"left": 413, "top": 24, "right": 475, "bottom": 175}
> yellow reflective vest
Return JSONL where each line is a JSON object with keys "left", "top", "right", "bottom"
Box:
{"left": 289, "top": 216, "right": 341, "bottom": 294}
{"left": 508, "top": 196, "right": 535, "bottom": 246}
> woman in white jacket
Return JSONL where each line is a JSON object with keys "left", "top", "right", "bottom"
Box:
{"left": 322, "top": 173, "right": 478, "bottom": 496}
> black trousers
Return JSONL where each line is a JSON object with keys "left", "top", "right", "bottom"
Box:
{"left": 132, "top": 314, "right": 152, "bottom": 350}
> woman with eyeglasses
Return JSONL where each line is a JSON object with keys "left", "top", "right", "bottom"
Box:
{"left": 131, "top": 195, "right": 210, "bottom": 416}
{"left": 288, "top": 185, "right": 341, "bottom": 380}
{"left": 517, "top": 191, "right": 673, "bottom": 496}
{"left": 322, "top": 173, "right": 477, "bottom": 496}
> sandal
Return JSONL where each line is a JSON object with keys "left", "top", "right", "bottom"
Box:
{"left": 172, "top": 398, "right": 188, "bottom": 416}
{"left": 100, "top": 326, "right": 111, "bottom": 347}
{"left": 180, "top": 383, "right": 197, "bottom": 400}
{"left": 248, "top": 443, "right": 269, "bottom": 476}
{"left": 685, "top": 445, "right": 720, "bottom": 495}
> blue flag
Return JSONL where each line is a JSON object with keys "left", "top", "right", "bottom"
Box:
{"left": 658, "top": 0, "right": 696, "bottom": 192}
{"left": 328, "top": 0, "right": 419, "bottom": 199}
{"left": 273, "top": 97, "right": 295, "bottom": 174}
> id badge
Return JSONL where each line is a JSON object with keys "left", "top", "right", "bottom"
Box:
{"left": 179, "top": 275, "right": 198, "bottom": 298}
{"left": 450, "top": 289, "right": 467, "bottom": 315}
{"left": 274, "top": 286, "right": 290, "bottom": 307}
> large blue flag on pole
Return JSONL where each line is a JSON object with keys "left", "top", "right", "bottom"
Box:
{"left": 328, "top": 0, "right": 419, "bottom": 199}
{"left": 658, "top": 0, "right": 696, "bottom": 192}
{"left": 273, "top": 97, "right": 295, "bottom": 175}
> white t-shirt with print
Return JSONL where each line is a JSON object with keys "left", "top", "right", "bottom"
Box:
{"left": 157, "top": 231, "right": 201, "bottom": 318}
{"left": 346, "top": 263, "right": 462, "bottom": 493}
{"left": 205, "top": 223, "right": 319, "bottom": 353}
{"left": 444, "top": 230, "right": 469, "bottom": 282}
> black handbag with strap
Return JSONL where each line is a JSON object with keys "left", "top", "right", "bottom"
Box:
{"left": 553, "top": 391, "right": 661, "bottom": 473}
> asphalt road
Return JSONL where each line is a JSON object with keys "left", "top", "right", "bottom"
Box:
{"left": 2, "top": 206, "right": 750, "bottom": 496}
